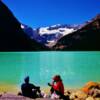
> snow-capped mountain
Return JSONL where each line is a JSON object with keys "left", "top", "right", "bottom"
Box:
{"left": 21, "top": 24, "right": 79, "bottom": 47}
{"left": 21, "top": 24, "right": 40, "bottom": 40}
{"left": 53, "top": 14, "right": 100, "bottom": 50}
{"left": 20, "top": 14, "right": 100, "bottom": 50}
{"left": 1, "top": 0, "right": 100, "bottom": 51}
{"left": 39, "top": 24, "right": 76, "bottom": 36}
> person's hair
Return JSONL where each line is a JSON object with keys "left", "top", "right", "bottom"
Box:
{"left": 53, "top": 75, "right": 62, "bottom": 81}
{"left": 57, "top": 75, "right": 62, "bottom": 81}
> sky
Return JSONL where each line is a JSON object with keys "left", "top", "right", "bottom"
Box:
{"left": 3, "top": 0, "right": 100, "bottom": 28}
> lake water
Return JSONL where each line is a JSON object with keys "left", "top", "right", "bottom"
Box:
{"left": 0, "top": 52, "right": 100, "bottom": 88}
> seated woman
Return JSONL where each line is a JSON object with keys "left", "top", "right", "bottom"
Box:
{"left": 21, "top": 76, "right": 42, "bottom": 99}
{"left": 48, "top": 75, "right": 67, "bottom": 99}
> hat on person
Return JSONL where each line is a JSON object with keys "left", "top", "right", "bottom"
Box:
{"left": 53, "top": 75, "right": 61, "bottom": 81}
{"left": 24, "top": 76, "right": 29, "bottom": 82}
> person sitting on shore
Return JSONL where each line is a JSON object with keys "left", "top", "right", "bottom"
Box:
{"left": 21, "top": 76, "right": 42, "bottom": 99}
{"left": 48, "top": 75, "right": 69, "bottom": 99}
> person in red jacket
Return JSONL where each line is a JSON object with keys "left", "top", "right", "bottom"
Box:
{"left": 48, "top": 75, "right": 64, "bottom": 99}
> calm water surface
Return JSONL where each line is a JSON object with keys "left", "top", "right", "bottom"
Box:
{"left": 0, "top": 52, "right": 100, "bottom": 88}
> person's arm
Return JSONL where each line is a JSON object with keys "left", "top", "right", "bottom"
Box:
{"left": 31, "top": 84, "right": 40, "bottom": 92}
{"left": 31, "top": 84, "right": 38, "bottom": 89}
{"left": 48, "top": 80, "right": 55, "bottom": 86}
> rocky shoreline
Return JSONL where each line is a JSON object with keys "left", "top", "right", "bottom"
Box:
{"left": 0, "top": 82, "right": 100, "bottom": 100}
{"left": 0, "top": 89, "right": 99, "bottom": 100}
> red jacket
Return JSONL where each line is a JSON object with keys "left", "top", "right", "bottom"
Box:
{"left": 52, "top": 81, "right": 64, "bottom": 95}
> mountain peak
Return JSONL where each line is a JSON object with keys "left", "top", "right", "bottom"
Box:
{"left": 95, "top": 14, "right": 100, "bottom": 20}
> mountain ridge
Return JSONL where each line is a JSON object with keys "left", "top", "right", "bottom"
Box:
{"left": 0, "top": 1, "right": 100, "bottom": 51}
{"left": 52, "top": 14, "right": 100, "bottom": 50}
{"left": 0, "top": 1, "right": 48, "bottom": 51}
{"left": 22, "top": 14, "right": 100, "bottom": 50}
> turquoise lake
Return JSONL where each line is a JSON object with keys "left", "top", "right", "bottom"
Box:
{"left": 0, "top": 52, "right": 100, "bottom": 88}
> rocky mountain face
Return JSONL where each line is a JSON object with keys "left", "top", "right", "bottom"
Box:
{"left": 0, "top": 1, "right": 48, "bottom": 51}
{"left": 52, "top": 15, "right": 100, "bottom": 51}
{"left": 22, "top": 15, "right": 100, "bottom": 51}
{"left": 22, "top": 24, "right": 78, "bottom": 47}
